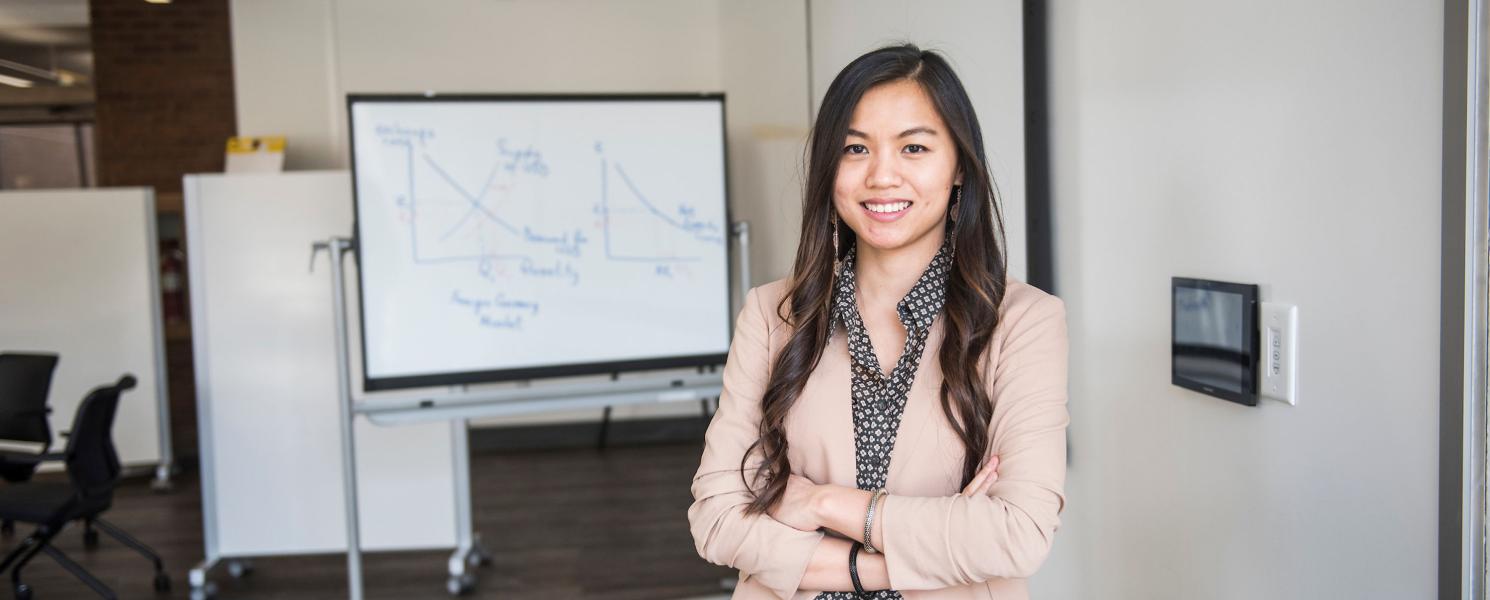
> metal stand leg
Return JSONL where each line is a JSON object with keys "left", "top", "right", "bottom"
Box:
{"left": 445, "top": 419, "right": 487, "bottom": 595}
{"left": 319, "top": 238, "right": 365, "bottom": 600}
{"left": 151, "top": 462, "right": 174, "bottom": 492}
{"left": 188, "top": 558, "right": 218, "bottom": 599}
{"left": 597, "top": 405, "right": 612, "bottom": 449}
{"left": 732, "top": 221, "right": 751, "bottom": 309}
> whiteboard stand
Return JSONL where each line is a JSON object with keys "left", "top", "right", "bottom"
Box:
{"left": 733, "top": 220, "right": 751, "bottom": 308}
{"left": 319, "top": 228, "right": 739, "bottom": 598}
{"left": 320, "top": 237, "right": 366, "bottom": 600}
{"left": 444, "top": 418, "right": 489, "bottom": 594}
{"left": 321, "top": 219, "right": 748, "bottom": 597}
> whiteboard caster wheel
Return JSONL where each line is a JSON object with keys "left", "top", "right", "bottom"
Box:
{"left": 226, "top": 560, "right": 252, "bottom": 579}
{"left": 189, "top": 582, "right": 217, "bottom": 600}
{"left": 446, "top": 573, "right": 476, "bottom": 595}
{"left": 471, "top": 539, "right": 492, "bottom": 567}
{"left": 151, "top": 465, "right": 174, "bottom": 492}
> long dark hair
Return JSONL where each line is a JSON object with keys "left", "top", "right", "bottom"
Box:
{"left": 741, "top": 44, "right": 1009, "bottom": 514}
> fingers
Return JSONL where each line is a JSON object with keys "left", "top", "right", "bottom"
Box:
{"left": 978, "top": 455, "right": 1000, "bottom": 495}
{"left": 977, "top": 460, "right": 999, "bottom": 496}
{"left": 958, "top": 455, "right": 995, "bottom": 496}
{"left": 959, "top": 469, "right": 985, "bottom": 496}
{"left": 960, "top": 455, "right": 1000, "bottom": 497}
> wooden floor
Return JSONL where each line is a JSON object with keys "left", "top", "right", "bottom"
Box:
{"left": 0, "top": 442, "right": 735, "bottom": 599}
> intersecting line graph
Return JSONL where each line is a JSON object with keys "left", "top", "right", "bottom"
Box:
{"left": 352, "top": 100, "right": 731, "bottom": 380}
{"left": 384, "top": 133, "right": 723, "bottom": 270}
{"left": 371, "top": 127, "right": 726, "bottom": 330}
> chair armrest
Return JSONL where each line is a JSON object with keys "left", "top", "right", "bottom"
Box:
{"left": 0, "top": 452, "right": 63, "bottom": 466}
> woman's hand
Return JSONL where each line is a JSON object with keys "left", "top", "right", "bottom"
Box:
{"left": 769, "top": 473, "right": 824, "bottom": 532}
{"left": 958, "top": 454, "right": 1000, "bottom": 497}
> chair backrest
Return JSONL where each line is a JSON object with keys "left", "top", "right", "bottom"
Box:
{"left": 63, "top": 375, "right": 133, "bottom": 500}
{"left": 0, "top": 353, "right": 60, "bottom": 448}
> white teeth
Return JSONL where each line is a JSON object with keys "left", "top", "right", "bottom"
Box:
{"left": 866, "top": 201, "right": 910, "bottom": 213}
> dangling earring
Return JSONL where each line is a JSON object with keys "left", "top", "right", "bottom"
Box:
{"left": 949, "top": 185, "right": 962, "bottom": 261}
{"left": 949, "top": 185, "right": 963, "bottom": 235}
{"left": 831, "top": 210, "right": 841, "bottom": 276}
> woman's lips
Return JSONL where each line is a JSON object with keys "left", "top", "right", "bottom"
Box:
{"left": 861, "top": 199, "right": 912, "bottom": 222}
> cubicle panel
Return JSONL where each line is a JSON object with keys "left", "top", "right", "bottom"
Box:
{"left": 0, "top": 188, "right": 168, "bottom": 468}
{"left": 186, "top": 171, "right": 455, "bottom": 555}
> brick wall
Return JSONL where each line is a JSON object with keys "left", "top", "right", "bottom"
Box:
{"left": 89, "top": 0, "right": 238, "bottom": 464}
{"left": 90, "top": 0, "right": 236, "bottom": 194}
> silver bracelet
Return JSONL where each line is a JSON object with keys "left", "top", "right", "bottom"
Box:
{"left": 863, "top": 488, "right": 887, "bottom": 553}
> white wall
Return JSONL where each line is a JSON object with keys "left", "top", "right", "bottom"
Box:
{"left": 720, "top": 0, "right": 812, "bottom": 287}
{"left": 232, "top": 0, "right": 722, "bottom": 171}
{"left": 230, "top": 0, "right": 340, "bottom": 171}
{"left": 1034, "top": 1, "right": 1443, "bottom": 598}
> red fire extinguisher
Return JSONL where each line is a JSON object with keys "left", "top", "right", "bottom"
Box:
{"left": 160, "top": 241, "right": 185, "bottom": 323}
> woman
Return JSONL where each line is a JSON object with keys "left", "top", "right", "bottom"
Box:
{"left": 689, "top": 44, "right": 1069, "bottom": 599}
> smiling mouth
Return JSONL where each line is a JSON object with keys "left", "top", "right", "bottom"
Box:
{"left": 860, "top": 200, "right": 913, "bottom": 220}
{"left": 863, "top": 200, "right": 912, "bottom": 213}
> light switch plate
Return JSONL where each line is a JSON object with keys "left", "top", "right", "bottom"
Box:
{"left": 1259, "top": 302, "right": 1297, "bottom": 405}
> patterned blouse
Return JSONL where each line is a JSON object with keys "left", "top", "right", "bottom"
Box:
{"left": 818, "top": 238, "right": 954, "bottom": 600}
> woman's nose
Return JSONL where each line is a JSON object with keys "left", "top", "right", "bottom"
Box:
{"left": 865, "top": 154, "right": 901, "bottom": 189}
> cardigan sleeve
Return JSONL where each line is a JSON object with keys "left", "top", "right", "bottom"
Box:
{"left": 687, "top": 286, "right": 825, "bottom": 599}
{"left": 879, "top": 294, "right": 1070, "bottom": 589}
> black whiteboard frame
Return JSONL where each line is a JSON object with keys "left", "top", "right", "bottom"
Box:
{"left": 346, "top": 93, "right": 733, "bottom": 392}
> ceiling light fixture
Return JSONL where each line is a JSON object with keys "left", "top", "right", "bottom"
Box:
{"left": 0, "top": 74, "right": 35, "bottom": 88}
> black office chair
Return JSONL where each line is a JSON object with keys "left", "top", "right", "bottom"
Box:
{"left": 0, "top": 353, "right": 61, "bottom": 541}
{"left": 0, "top": 354, "right": 60, "bottom": 485}
{"left": 0, "top": 375, "right": 169, "bottom": 599}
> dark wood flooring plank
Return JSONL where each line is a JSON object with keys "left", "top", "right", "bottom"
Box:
{"left": 0, "top": 442, "right": 733, "bottom": 599}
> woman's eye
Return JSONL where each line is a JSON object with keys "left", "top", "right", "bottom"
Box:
{"left": 904, "top": 144, "right": 927, "bottom": 154}
{"left": 843, "top": 144, "right": 868, "bottom": 155}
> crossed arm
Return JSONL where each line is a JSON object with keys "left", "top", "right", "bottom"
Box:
{"left": 786, "top": 458, "right": 1002, "bottom": 591}
{"left": 688, "top": 287, "right": 1068, "bottom": 599}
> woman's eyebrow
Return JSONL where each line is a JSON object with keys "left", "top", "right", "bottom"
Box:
{"left": 845, "top": 126, "right": 940, "bottom": 139}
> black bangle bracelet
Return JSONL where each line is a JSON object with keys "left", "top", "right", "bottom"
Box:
{"left": 849, "top": 541, "right": 867, "bottom": 597}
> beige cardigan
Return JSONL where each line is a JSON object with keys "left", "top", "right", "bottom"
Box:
{"left": 688, "top": 276, "right": 1069, "bottom": 600}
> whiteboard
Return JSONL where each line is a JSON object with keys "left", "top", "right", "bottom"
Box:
{"left": 348, "top": 95, "right": 732, "bottom": 390}
{"left": 0, "top": 188, "right": 167, "bottom": 468}
{"left": 185, "top": 171, "right": 456, "bottom": 554}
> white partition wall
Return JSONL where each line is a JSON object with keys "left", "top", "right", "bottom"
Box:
{"left": 186, "top": 171, "right": 456, "bottom": 556}
{"left": 0, "top": 188, "right": 170, "bottom": 471}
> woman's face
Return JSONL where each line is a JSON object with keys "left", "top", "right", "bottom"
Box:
{"left": 833, "top": 78, "right": 961, "bottom": 258}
